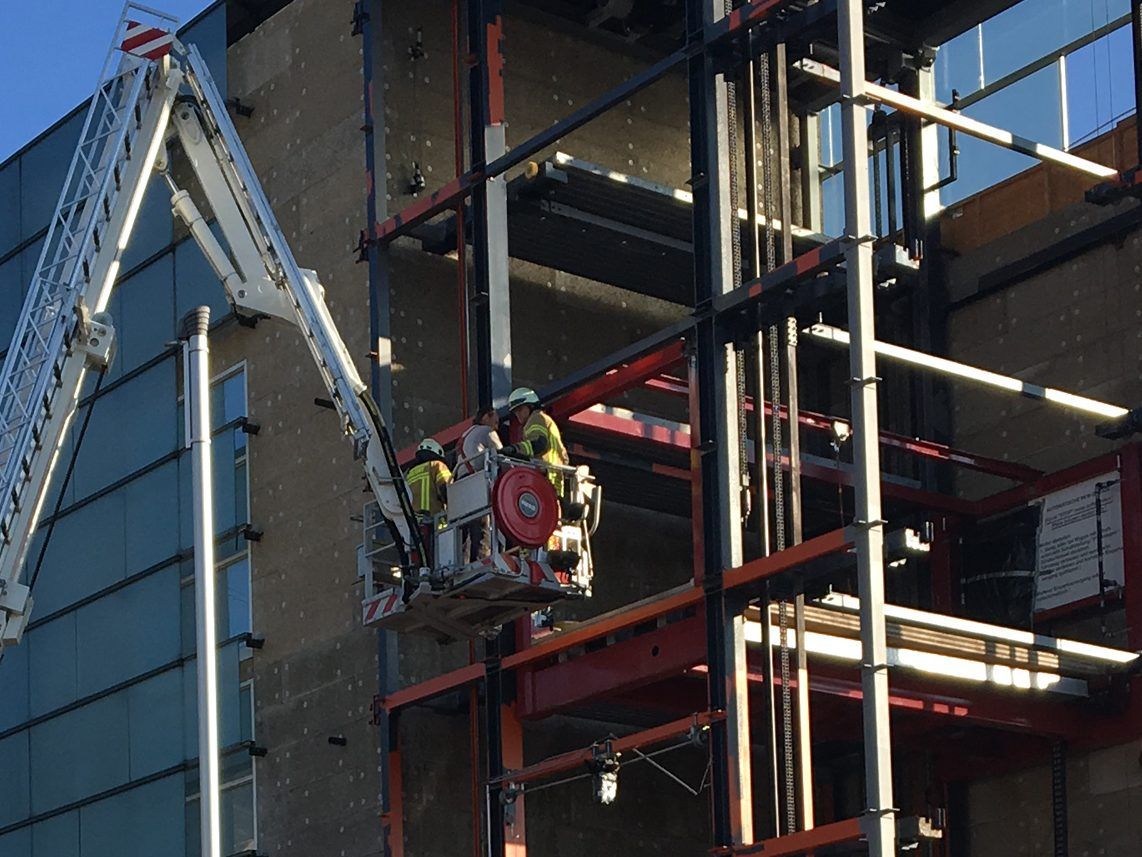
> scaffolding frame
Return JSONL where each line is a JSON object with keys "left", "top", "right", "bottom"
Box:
{"left": 358, "top": 1, "right": 1142, "bottom": 855}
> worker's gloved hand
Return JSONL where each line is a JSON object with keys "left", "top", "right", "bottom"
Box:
{"left": 500, "top": 443, "right": 524, "bottom": 458}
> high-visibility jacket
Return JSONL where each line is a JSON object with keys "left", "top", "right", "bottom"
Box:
{"left": 406, "top": 458, "right": 451, "bottom": 516}
{"left": 516, "top": 410, "right": 567, "bottom": 486}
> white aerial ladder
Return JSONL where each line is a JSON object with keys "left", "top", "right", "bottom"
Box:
{"left": 0, "top": 5, "right": 595, "bottom": 651}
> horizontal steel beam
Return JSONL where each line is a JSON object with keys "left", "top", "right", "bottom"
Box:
{"left": 498, "top": 711, "right": 722, "bottom": 786}
{"left": 717, "top": 817, "right": 864, "bottom": 856}
{"left": 805, "top": 323, "right": 1130, "bottom": 420}
{"left": 798, "top": 59, "right": 1118, "bottom": 180}
{"left": 547, "top": 340, "right": 685, "bottom": 420}
{"left": 645, "top": 375, "right": 1045, "bottom": 483}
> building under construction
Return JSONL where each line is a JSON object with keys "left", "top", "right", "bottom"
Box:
{"left": 1, "top": 1, "right": 1142, "bottom": 855}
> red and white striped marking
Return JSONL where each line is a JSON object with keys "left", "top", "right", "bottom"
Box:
{"left": 363, "top": 590, "right": 402, "bottom": 624}
{"left": 120, "top": 21, "right": 174, "bottom": 60}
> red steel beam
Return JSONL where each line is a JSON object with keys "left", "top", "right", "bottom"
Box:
{"left": 375, "top": 173, "right": 477, "bottom": 243}
{"left": 547, "top": 340, "right": 686, "bottom": 420}
{"left": 567, "top": 407, "right": 979, "bottom": 514}
{"left": 646, "top": 375, "right": 1044, "bottom": 484}
{"left": 973, "top": 450, "right": 1121, "bottom": 518}
{"left": 502, "top": 585, "right": 701, "bottom": 672}
{"left": 500, "top": 711, "right": 723, "bottom": 786}
{"left": 519, "top": 616, "right": 705, "bottom": 717}
{"left": 383, "top": 661, "right": 485, "bottom": 711}
{"left": 723, "top": 528, "right": 852, "bottom": 590}
{"left": 716, "top": 817, "right": 864, "bottom": 857}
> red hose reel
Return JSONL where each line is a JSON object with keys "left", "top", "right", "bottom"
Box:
{"left": 492, "top": 467, "right": 560, "bottom": 548}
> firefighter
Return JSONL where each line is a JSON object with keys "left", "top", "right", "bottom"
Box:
{"left": 405, "top": 437, "right": 451, "bottom": 565}
{"left": 504, "top": 387, "right": 568, "bottom": 488}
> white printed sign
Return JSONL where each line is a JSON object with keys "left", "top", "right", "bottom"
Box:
{"left": 1034, "top": 473, "right": 1124, "bottom": 613}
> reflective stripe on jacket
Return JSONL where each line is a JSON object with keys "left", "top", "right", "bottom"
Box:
{"left": 406, "top": 459, "right": 451, "bottom": 516}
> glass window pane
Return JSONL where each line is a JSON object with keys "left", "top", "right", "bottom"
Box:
{"left": 29, "top": 692, "right": 130, "bottom": 814}
{"left": 940, "top": 64, "right": 1063, "bottom": 205}
{"left": 27, "top": 613, "right": 77, "bottom": 716}
{"left": 222, "top": 779, "right": 256, "bottom": 854}
{"left": 127, "top": 669, "right": 185, "bottom": 780}
{"left": 0, "top": 253, "right": 23, "bottom": 354}
{"left": 33, "top": 489, "right": 126, "bottom": 617}
{"left": 182, "top": 642, "right": 242, "bottom": 759}
{"left": 0, "top": 159, "right": 19, "bottom": 256}
{"left": 239, "top": 683, "right": 254, "bottom": 744}
{"left": 1066, "top": 24, "right": 1134, "bottom": 147}
{"left": 80, "top": 775, "right": 185, "bottom": 857}
{"left": 935, "top": 25, "right": 983, "bottom": 103}
{"left": 183, "top": 5, "right": 228, "bottom": 95}
{"left": 123, "top": 461, "right": 180, "bottom": 575}
{"left": 223, "top": 557, "right": 251, "bottom": 639}
{"left": 119, "top": 181, "right": 173, "bottom": 273}
{"left": 105, "top": 253, "right": 176, "bottom": 380}
{"left": 0, "top": 827, "right": 30, "bottom": 857}
{"left": 31, "top": 809, "right": 78, "bottom": 857}
{"left": 174, "top": 231, "right": 230, "bottom": 322}
{"left": 76, "top": 565, "right": 181, "bottom": 696}
{"left": 0, "top": 638, "right": 30, "bottom": 731}
{"left": 0, "top": 731, "right": 31, "bottom": 827}
{"left": 72, "top": 359, "right": 178, "bottom": 498}
{"left": 18, "top": 112, "right": 82, "bottom": 243}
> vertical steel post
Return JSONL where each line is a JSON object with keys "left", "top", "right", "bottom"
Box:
{"left": 183, "top": 306, "right": 222, "bottom": 857}
{"left": 363, "top": 0, "right": 393, "bottom": 419}
{"left": 469, "top": 0, "right": 512, "bottom": 408}
{"left": 687, "top": 0, "right": 751, "bottom": 846}
{"left": 837, "top": 4, "right": 896, "bottom": 856}
{"left": 361, "top": 7, "right": 403, "bottom": 853}
{"left": 798, "top": 113, "right": 823, "bottom": 233}
{"left": 1052, "top": 740, "right": 1069, "bottom": 857}
{"left": 484, "top": 647, "right": 506, "bottom": 857}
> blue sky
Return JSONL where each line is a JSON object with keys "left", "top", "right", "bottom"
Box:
{"left": 0, "top": 1, "right": 214, "bottom": 163}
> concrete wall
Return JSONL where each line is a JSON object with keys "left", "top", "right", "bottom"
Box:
{"left": 942, "top": 120, "right": 1142, "bottom": 498}
{"left": 221, "top": 2, "right": 388, "bottom": 854}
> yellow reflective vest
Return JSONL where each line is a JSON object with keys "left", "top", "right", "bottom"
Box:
{"left": 406, "top": 459, "right": 451, "bottom": 517}
{"left": 517, "top": 410, "right": 568, "bottom": 488}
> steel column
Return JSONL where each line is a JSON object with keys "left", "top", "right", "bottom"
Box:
{"left": 688, "top": 0, "right": 751, "bottom": 845}
{"left": 837, "top": 4, "right": 896, "bottom": 856}
{"left": 469, "top": 0, "right": 511, "bottom": 408}
{"left": 502, "top": 702, "right": 526, "bottom": 856}
{"left": 798, "top": 113, "right": 823, "bottom": 233}
{"left": 484, "top": 643, "right": 506, "bottom": 857}
{"left": 182, "top": 307, "right": 222, "bottom": 857}
{"left": 361, "top": 9, "right": 402, "bottom": 853}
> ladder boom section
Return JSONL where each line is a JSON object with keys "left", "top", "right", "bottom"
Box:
{"left": 172, "top": 46, "right": 423, "bottom": 561}
{"left": 0, "top": 54, "right": 180, "bottom": 650}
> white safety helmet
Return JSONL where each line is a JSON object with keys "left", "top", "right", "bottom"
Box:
{"left": 507, "top": 387, "right": 540, "bottom": 410}
{"left": 417, "top": 438, "right": 445, "bottom": 457}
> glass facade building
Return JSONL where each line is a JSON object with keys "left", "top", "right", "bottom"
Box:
{"left": 0, "top": 6, "right": 256, "bottom": 856}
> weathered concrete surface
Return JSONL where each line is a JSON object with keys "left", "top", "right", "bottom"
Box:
{"left": 221, "top": 2, "right": 389, "bottom": 855}
{"left": 945, "top": 196, "right": 1142, "bottom": 499}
